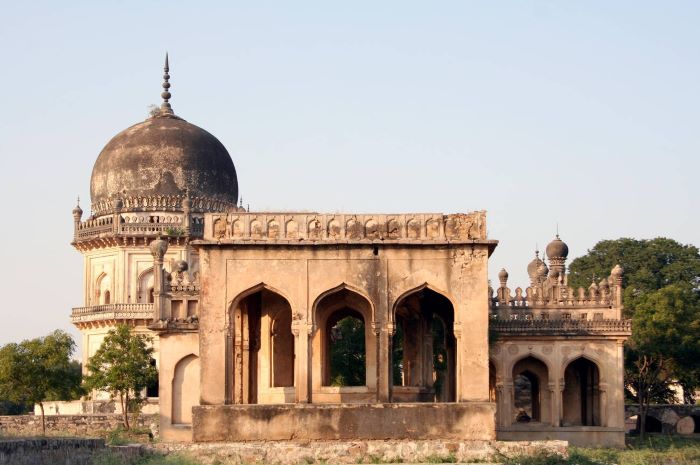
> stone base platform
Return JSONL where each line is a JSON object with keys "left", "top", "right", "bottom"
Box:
{"left": 158, "top": 439, "right": 568, "bottom": 465}
{"left": 498, "top": 425, "right": 625, "bottom": 447}
{"left": 193, "top": 403, "right": 496, "bottom": 442}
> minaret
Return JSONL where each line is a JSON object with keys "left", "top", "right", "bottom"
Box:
{"left": 545, "top": 234, "right": 569, "bottom": 279}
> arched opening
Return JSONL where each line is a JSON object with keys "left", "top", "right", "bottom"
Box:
{"left": 146, "top": 358, "right": 159, "bottom": 398}
{"left": 327, "top": 310, "right": 365, "bottom": 386}
{"left": 489, "top": 361, "right": 497, "bottom": 403}
{"left": 313, "top": 286, "right": 375, "bottom": 395}
{"left": 563, "top": 357, "right": 601, "bottom": 426}
{"left": 391, "top": 287, "right": 456, "bottom": 402}
{"left": 512, "top": 356, "right": 549, "bottom": 424}
{"left": 149, "top": 288, "right": 155, "bottom": 304}
{"left": 230, "top": 286, "right": 294, "bottom": 404}
{"left": 103, "top": 290, "right": 111, "bottom": 305}
{"left": 172, "top": 354, "right": 200, "bottom": 425}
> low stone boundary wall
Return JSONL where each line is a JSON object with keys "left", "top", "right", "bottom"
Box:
{"left": 0, "top": 414, "right": 158, "bottom": 439}
{"left": 625, "top": 405, "right": 700, "bottom": 434}
{"left": 157, "top": 439, "right": 568, "bottom": 465}
{"left": 0, "top": 438, "right": 103, "bottom": 465}
{"left": 193, "top": 403, "right": 496, "bottom": 442}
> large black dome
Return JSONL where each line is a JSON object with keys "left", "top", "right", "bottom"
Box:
{"left": 90, "top": 114, "right": 238, "bottom": 215}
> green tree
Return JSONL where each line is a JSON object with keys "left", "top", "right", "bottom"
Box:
{"left": 83, "top": 324, "right": 158, "bottom": 430}
{"left": 568, "top": 238, "right": 700, "bottom": 437}
{"left": 329, "top": 316, "right": 366, "bottom": 386}
{"left": 0, "top": 330, "right": 82, "bottom": 435}
{"left": 568, "top": 238, "right": 700, "bottom": 314}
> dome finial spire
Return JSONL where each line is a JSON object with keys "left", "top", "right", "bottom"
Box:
{"left": 160, "top": 52, "right": 174, "bottom": 115}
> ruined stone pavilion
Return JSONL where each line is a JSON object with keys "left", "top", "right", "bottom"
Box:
{"left": 69, "top": 57, "right": 631, "bottom": 447}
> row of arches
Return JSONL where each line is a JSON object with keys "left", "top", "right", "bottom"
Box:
{"left": 489, "top": 355, "right": 602, "bottom": 427}
{"left": 229, "top": 283, "right": 457, "bottom": 403}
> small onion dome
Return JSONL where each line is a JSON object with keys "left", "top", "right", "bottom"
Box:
{"left": 498, "top": 268, "right": 509, "bottom": 281}
{"left": 175, "top": 260, "right": 189, "bottom": 272}
{"left": 537, "top": 261, "right": 549, "bottom": 278}
{"left": 611, "top": 264, "right": 624, "bottom": 279}
{"left": 72, "top": 203, "right": 83, "bottom": 218}
{"left": 527, "top": 252, "right": 545, "bottom": 281}
{"left": 546, "top": 235, "right": 569, "bottom": 259}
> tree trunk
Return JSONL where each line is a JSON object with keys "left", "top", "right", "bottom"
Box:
{"left": 39, "top": 402, "right": 46, "bottom": 436}
{"left": 124, "top": 391, "right": 131, "bottom": 431}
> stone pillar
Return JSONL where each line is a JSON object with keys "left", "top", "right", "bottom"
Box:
{"left": 377, "top": 322, "right": 394, "bottom": 403}
{"left": 502, "top": 381, "right": 514, "bottom": 426}
{"left": 292, "top": 319, "right": 312, "bottom": 403}
{"left": 549, "top": 382, "right": 558, "bottom": 426}
{"left": 557, "top": 382, "right": 565, "bottom": 426}
{"left": 112, "top": 198, "right": 123, "bottom": 234}
{"left": 149, "top": 236, "right": 168, "bottom": 321}
{"left": 495, "top": 383, "right": 505, "bottom": 427}
{"left": 598, "top": 383, "right": 608, "bottom": 427}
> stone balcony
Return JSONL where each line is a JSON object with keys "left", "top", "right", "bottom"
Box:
{"left": 74, "top": 215, "right": 204, "bottom": 242}
{"left": 70, "top": 304, "right": 154, "bottom": 324}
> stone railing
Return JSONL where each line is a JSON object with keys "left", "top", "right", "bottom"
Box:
{"left": 489, "top": 318, "right": 631, "bottom": 335}
{"left": 70, "top": 303, "right": 154, "bottom": 323}
{"left": 203, "top": 211, "right": 488, "bottom": 243}
{"left": 75, "top": 214, "right": 205, "bottom": 241}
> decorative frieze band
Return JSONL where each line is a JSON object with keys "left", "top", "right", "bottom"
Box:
{"left": 203, "top": 211, "right": 487, "bottom": 243}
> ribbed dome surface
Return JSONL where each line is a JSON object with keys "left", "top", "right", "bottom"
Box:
{"left": 90, "top": 115, "right": 238, "bottom": 214}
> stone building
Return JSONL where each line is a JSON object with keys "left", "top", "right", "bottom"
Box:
{"left": 69, "top": 58, "right": 630, "bottom": 446}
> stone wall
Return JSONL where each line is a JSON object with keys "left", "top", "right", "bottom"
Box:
{"left": 158, "top": 439, "right": 567, "bottom": 465}
{"left": 0, "top": 414, "right": 158, "bottom": 439}
{"left": 193, "top": 403, "right": 496, "bottom": 442}
{"left": 0, "top": 438, "right": 103, "bottom": 465}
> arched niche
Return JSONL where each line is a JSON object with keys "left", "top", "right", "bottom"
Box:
{"left": 137, "top": 267, "right": 154, "bottom": 303}
{"left": 512, "top": 356, "right": 550, "bottom": 424}
{"left": 391, "top": 286, "right": 456, "bottom": 402}
{"left": 228, "top": 284, "right": 295, "bottom": 404}
{"left": 172, "top": 354, "right": 200, "bottom": 425}
{"left": 563, "top": 357, "right": 601, "bottom": 426}
{"left": 96, "top": 272, "right": 111, "bottom": 305}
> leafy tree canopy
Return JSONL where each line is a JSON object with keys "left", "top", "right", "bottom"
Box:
{"left": 568, "top": 237, "right": 700, "bottom": 313}
{"left": 83, "top": 324, "right": 157, "bottom": 430}
{"left": 0, "top": 330, "right": 81, "bottom": 434}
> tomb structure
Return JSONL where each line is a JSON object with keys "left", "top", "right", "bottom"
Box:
{"left": 70, "top": 57, "right": 629, "bottom": 446}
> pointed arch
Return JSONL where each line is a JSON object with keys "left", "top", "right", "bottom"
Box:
{"left": 562, "top": 356, "right": 601, "bottom": 426}
{"left": 95, "top": 272, "right": 111, "bottom": 305}
{"left": 228, "top": 282, "right": 293, "bottom": 318}
{"left": 512, "top": 355, "right": 550, "bottom": 424}
{"left": 506, "top": 352, "right": 556, "bottom": 378}
{"left": 311, "top": 282, "right": 375, "bottom": 327}
{"left": 312, "top": 283, "right": 375, "bottom": 390}
{"left": 391, "top": 282, "right": 456, "bottom": 320}
{"left": 137, "top": 267, "right": 154, "bottom": 303}
{"left": 228, "top": 283, "right": 295, "bottom": 404}
{"left": 391, "top": 283, "right": 456, "bottom": 402}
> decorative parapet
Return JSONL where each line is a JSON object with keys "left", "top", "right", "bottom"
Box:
{"left": 91, "top": 194, "right": 239, "bottom": 216}
{"left": 74, "top": 214, "right": 205, "bottom": 241}
{"left": 489, "top": 318, "right": 631, "bottom": 336}
{"left": 70, "top": 304, "right": 154, "bottom": 323}
{"left": 201, "top": 211, "right": 489, "bottom": 243}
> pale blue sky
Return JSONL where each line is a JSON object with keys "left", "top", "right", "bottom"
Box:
{"left": 0, "top": 1, "right": 698, "bottom": 348}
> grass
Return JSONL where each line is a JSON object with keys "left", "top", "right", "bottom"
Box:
{"left": 501, "top": 435, "right": 700, "bottom": 465}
